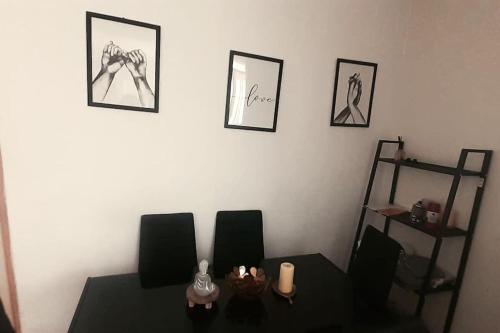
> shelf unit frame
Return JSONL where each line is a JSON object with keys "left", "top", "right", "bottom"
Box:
{"left": 348, "top": 139, "right": 492, "bottom": 333}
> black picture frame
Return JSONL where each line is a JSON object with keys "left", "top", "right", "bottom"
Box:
{"left": 224, "top": 50, "right": 284, "bottom": 132}
{"left": 86, "top": 11, "right": 161, "bottom": 113}
{"left": 330, "top": 58, "right": 378, "bottom": 127}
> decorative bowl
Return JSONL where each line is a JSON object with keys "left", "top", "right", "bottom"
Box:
{"left": 226, "top": 267, "right": 269, "bottom": 299}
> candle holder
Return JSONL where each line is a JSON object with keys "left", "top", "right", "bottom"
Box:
{"left": 186, "top": 285, "right": 220, "bottom": 310}
{"left": 226, "top": 266, "right": 269, "bottom": 300}
{"left": 271, "top": 281, "right": 296, "bottom": 305}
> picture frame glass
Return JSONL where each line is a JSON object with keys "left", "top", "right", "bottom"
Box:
{"left": 226, "top": 53, "right": 282, "bottom": 131}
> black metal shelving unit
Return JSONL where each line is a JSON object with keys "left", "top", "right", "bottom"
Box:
{"left": 348, "top": 139, "right": 492, "bottom": 333}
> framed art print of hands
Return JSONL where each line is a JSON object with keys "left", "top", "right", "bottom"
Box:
{"left": 86, "top": 12, "right": 160, "bottom": 113}
{"left": 330, "top": 58, "right": 377, "bottom": 128}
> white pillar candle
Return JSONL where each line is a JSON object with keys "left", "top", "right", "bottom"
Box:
{"left": 278, "top": 262, "right": 294, "bottom": 293}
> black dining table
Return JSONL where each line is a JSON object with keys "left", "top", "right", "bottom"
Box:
{"left": 69, "top": 253, "right": 353, "bottom": 333}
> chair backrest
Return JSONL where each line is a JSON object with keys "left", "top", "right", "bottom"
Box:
{"left": 139, "top": 213, "right": 197, "bottom": 288}
{"left": 0, "top": 299, "right": 14, "bottom": 333}
{"left": 350, "top": 225, "right": 402, "bottom": 310}
{"left": 213, "top": 210, "right": 264, "bottom": 278}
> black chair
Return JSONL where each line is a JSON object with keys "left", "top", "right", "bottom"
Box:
{"left": 139, "top": 213, "right": 198, "bottom": 288}
{"left": 0, "top": 299, "right": 14, "bottom": 333}
{"left": 350, "top": 225, "right": 402, "bottom": 312}
{"left": 351, "top": 225, "right": 429, "bottom": 333}
{"left": 213, "top": 210, "right": 264, "bottom": 278}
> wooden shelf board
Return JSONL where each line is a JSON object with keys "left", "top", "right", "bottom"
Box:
{"left": 394, "top": 277, "right": 455, "bottom": 296}
{"left": 378, "top": 158, "right": 483, "bottom": 177}
{"left": 365, "top": 206, "right": 468, "bottom": 238}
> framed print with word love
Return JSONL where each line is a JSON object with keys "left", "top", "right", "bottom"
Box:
{"left": 86, "top": 12, "right": 160, "bottom": 113}
{"left": 224, "top": 50, "right": 284, "bottom": 132}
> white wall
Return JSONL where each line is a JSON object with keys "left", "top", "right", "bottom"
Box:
{"left": 380, "top": 0, "right": 500, "bottom": 332}
{"left": 0, "top": 1, "right": 413, "bottom": 332}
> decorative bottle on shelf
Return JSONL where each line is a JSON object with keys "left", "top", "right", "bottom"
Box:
{"left": 394, "top": 136, "right": 406, "bottom": 161}
{"left": 410, "top": 201, "right": 426, "bottom": 225}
